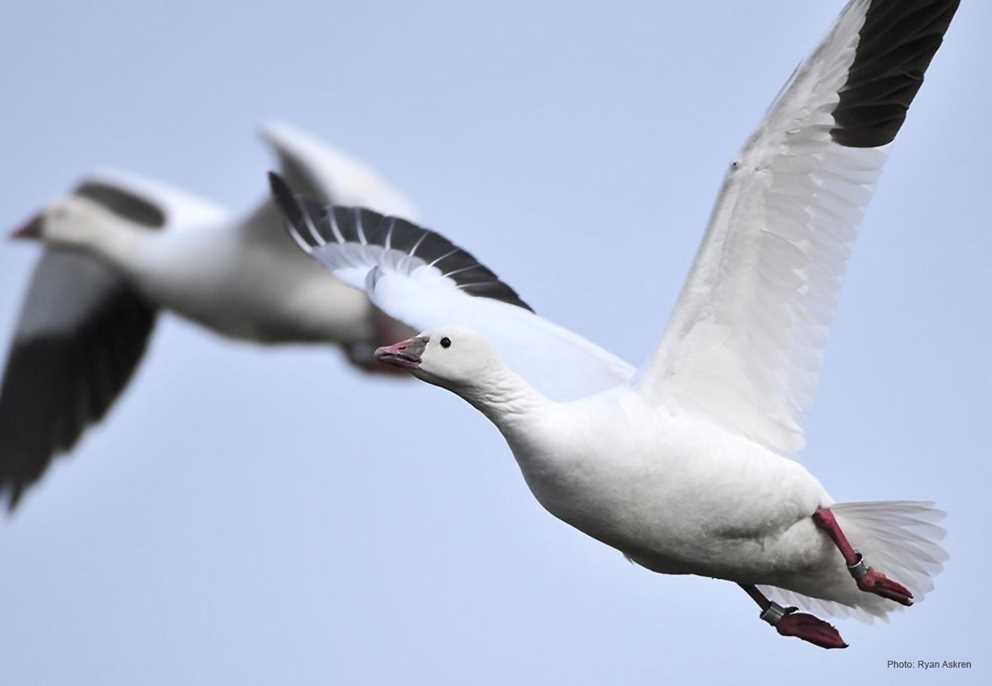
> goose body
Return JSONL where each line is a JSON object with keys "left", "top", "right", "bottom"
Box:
{"left": 487, "top": 382, "right": 936, "bottom": 623}
{"left": 501, "top": 390, "right": 827, "bottom": 576}
{"left": 273, "top": 0, "right": 959, "bottom": 647}
{"left": 473, "top": 381, "right": 872, "bottom": 609}
{"left": 109, "top": 199, "right": 373, "bottom": 344}
{"left": 0, "top": 123, "right": 418, "bottom": 507}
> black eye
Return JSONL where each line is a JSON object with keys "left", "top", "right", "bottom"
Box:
{"left": 440, "top": 337, "right": 452, "bottom": 349}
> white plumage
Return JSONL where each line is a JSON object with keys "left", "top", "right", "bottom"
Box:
{"left": 639, "top": 5, "right": 887, "bottom": 456}
{"left": 276, "top": 0, "right": 959, "bottom": 645}
{"left": 0, "top": 123, "right": 418, "bottom": 508}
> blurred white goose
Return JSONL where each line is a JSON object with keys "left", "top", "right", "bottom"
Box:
{"left": 0, "top": 122, "right": 418, "bottom": 508}
{"left": 273, "top": 0, "right": 957, "bottom": 649}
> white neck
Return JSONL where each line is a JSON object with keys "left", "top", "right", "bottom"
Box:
{"left": 451, "top": 364, "right": 550, "bottom": 439}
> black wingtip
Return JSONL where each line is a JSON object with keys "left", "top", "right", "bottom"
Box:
{"left": 830, "top": 0, "right": 960, "bottom": 148}
{"left": 267, "top": 171, "right": 534, "bottom": 313}
{"left": 268, "top": 170, "right": 309, "bottom": 243}
{"left": 268, "top": 171, "right": 296, "bottom": 218}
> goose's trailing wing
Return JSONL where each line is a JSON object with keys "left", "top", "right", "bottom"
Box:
{"left": 269, "top": 172, "right": 635, "bottom": 401}
{"left": 637, "top": 0, "right": 959, "bottom": 457}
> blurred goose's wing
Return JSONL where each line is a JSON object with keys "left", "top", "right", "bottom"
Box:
{"left": 260, "top": 122, "right": 419, "bottom": 218}
{"left": 637, "top": 0, "right": 959, "bottom": 456}
{"left": 0, "top": 171, "right": 222, "bottom": 508}
{"left": 242, "top": 122, "right": 421, "bottom": 257}
{"left": 270, "top": 173, "right": 634, "bottom": 401}
{"left": 0, "top": 252, "right": 156, "bottom": 508}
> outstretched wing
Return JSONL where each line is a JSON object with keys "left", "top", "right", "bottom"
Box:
{"left": 260, "top": 121, "right": 419, "bottom": 217}
{"left": 270, "top": 173, "right": 634, "bottom": 401}
{"left": 637, "top": 0, "right": 959, "bottom": 456}
{"left": 0, "top": 173, "right": 195, "bottom": 508}
{"left": 0, "top": 252, "right": 156, "bottom": 509}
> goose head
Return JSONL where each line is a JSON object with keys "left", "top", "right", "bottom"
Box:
{"left": 375, "top": 325, "right": 503, "bottom": 392}
{"left": 11, "top": 196, "right": 118, "bottom": 252}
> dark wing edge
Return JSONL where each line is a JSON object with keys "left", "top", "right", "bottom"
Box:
{"left": 73, "top": 181, "right": 168, "bottom": 228}
{"left": 0, "top": 253, "right": 157, "bottom": 510}
{"left": 831, "top": 0, "right": 960, "bottom": 148}
{"left": 267, "top": 172, "right": 533, "bottom": 312}
{"left": 267, "top": 144, "right": 333, "bottom": 204}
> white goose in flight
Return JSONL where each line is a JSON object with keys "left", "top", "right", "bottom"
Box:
{"left": 0, "top": 123, "right": 418, "bottom": 509}
{"left": 272, "top": 0, "right": 958, "bottom": 649}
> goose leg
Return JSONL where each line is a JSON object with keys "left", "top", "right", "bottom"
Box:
{"left": 738, "top": 583, "right": 847, "bottom": 649}
{"left": 811, "top": 506, "right": 914, "bottom": 606}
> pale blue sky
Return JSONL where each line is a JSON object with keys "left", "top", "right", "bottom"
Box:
{"left": 0, "top": 1, "right": 988, "bottom": 684}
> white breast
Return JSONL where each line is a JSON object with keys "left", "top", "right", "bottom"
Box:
{"left": 504, "top": 389, "right": 832, "bottom": 577}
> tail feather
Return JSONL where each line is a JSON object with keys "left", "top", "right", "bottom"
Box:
{"left": 761, "top": 500, "right": 947, "bottom": 623}
{"left": 836, "top": 500, "right": 947, "bottom": 601}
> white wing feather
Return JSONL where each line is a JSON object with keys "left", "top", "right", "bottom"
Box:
{"left": 367, "top": 267, "right": 636, "bottom": 401}
{"left": 638, "top": 1, "right": 881, "bottom": 455}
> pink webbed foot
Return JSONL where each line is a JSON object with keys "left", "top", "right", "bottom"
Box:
{"left": 812, "top": 507, "right": 915, "bottom": 608}
{"left": 764, "top": 604, "right": 848, "bottom": 650}
{"left": 849, "top": 555, "right": 914, "bottom": 606}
